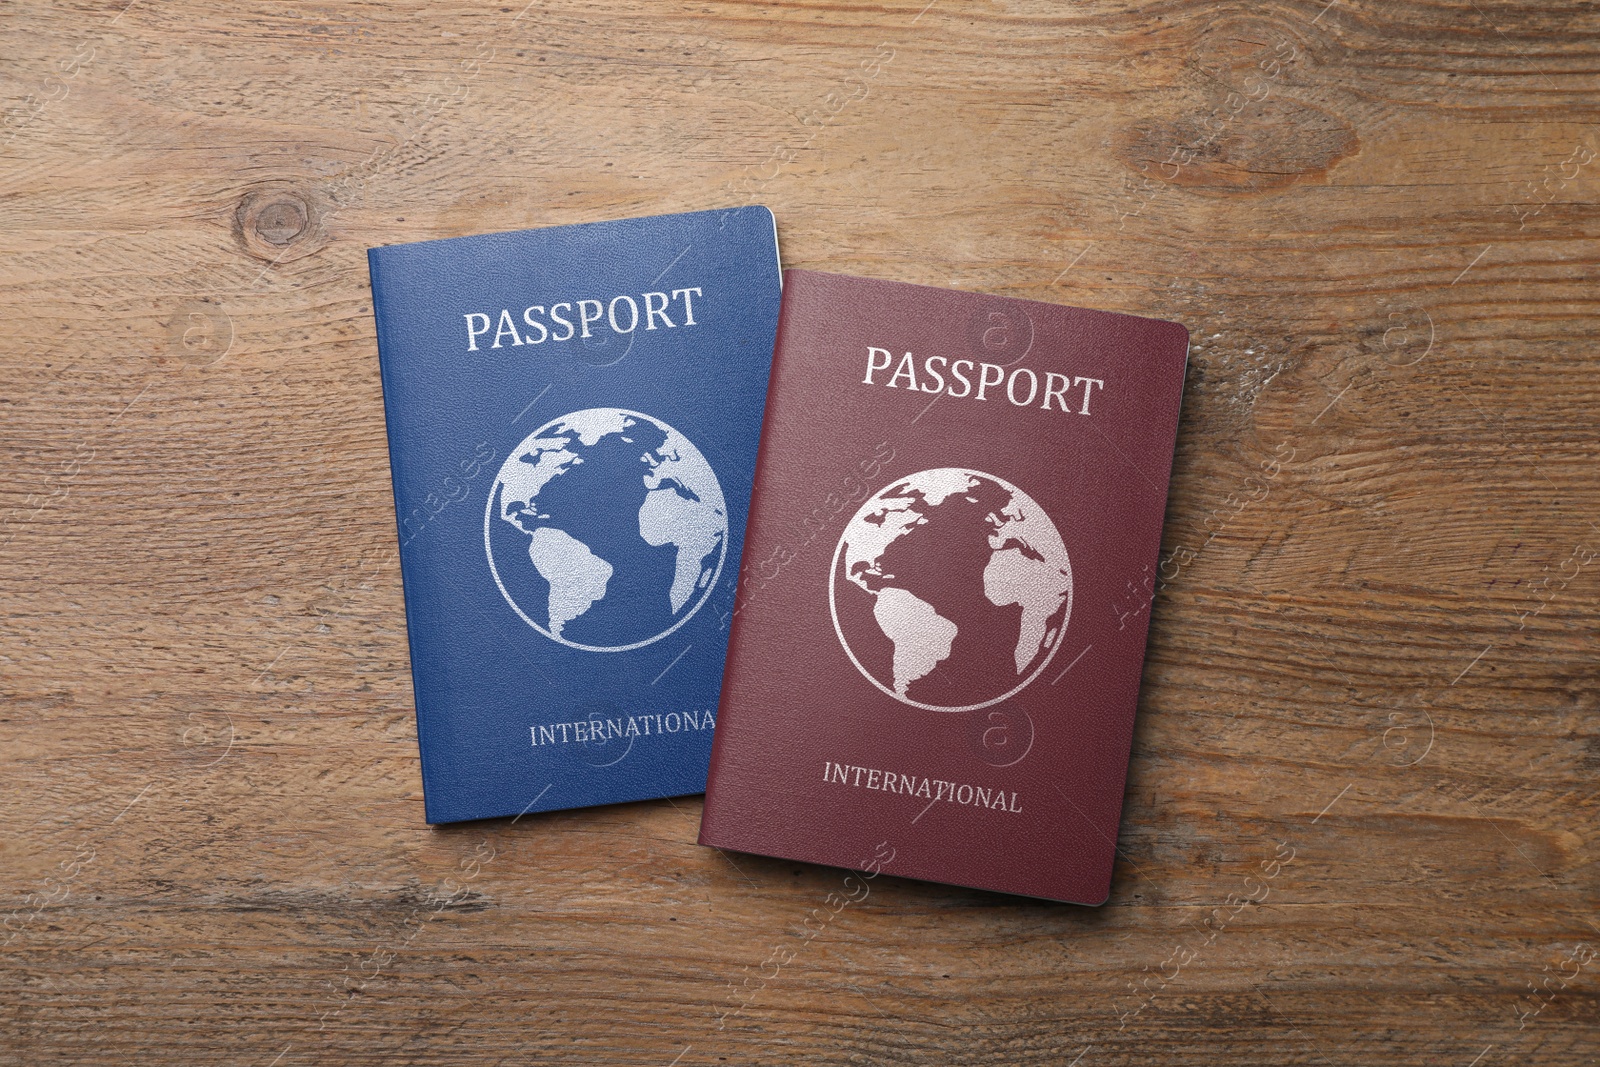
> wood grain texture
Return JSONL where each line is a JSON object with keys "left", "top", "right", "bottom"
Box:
{"left": 1, "top": 0, "right": 1596, "bottom": 1064}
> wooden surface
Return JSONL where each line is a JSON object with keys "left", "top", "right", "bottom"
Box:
{"left": 2, "top": 1, "right": 1597, "bottom": 1064}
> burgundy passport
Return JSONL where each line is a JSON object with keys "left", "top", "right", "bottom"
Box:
{"left": 698, "top": 270, "right": 1188, "bottom": 905}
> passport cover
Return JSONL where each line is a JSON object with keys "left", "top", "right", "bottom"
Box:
{"left": 699, "top": 270, "right": 1188, "bottom": 904}
{"left": 368, "top": 207, "right": 782, "bottom": 823}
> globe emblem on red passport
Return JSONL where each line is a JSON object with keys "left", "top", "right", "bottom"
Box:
{"left": 829, "top": 468, "right": 1073, "bottom": 711}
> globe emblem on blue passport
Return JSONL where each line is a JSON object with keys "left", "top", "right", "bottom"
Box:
{"left": 829, "top": 468, "right": 1073, "bottom": 712}
{"left": 486, "top": 408, "right": 728, "bottom": 652}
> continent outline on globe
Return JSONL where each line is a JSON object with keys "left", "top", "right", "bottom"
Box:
{"left": 485, "top": 407, "right": 729, "bottom": 652}
{"left": 828, "top": 467, "right": 1073, "bottom": 712}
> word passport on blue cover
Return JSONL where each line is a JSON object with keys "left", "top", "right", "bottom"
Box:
{"left": 367, "top": 207, "right": 782, "bottom": 822}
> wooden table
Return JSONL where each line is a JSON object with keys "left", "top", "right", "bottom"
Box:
{"left": 2, "top": 1, "right": 1596, "bottom": 1063}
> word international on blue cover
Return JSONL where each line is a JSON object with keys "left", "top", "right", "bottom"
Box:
{"left": 367, "top": 207, "right": 783, "bottom": 823}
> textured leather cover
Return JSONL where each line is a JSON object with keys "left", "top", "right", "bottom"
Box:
{"left": 368, "top": 208, "right": 782, "bottom": 823}
{"left": 699, "top": 270, "right": 1188, "bottom": 904}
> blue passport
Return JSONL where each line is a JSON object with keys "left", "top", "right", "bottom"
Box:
{"left": 367, "top": 207, "right": 783, "bottom": 823}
